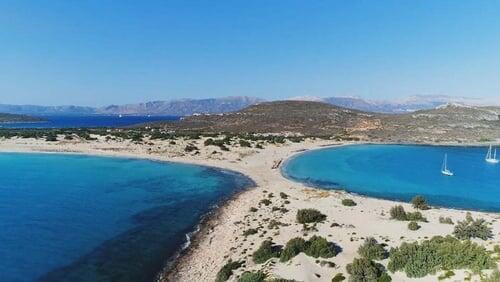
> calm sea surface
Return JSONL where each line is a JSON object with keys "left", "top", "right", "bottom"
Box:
{"left": 0, "top": 153, "right": 253, "bottom": 282}
{"left": 0, "top": 115, "right": 179, "bottom": 129}
{"left": 283, "top": 144, "right": 500, "bottom": 211}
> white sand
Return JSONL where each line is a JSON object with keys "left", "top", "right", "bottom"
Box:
{"left": 0, "top": 135, "right": 498, "bottom": 282}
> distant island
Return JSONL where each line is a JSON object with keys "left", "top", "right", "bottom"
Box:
{"left": 0, "top": 113, "right": 44, "bottom": 124}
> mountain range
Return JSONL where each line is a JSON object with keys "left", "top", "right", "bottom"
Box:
{"left": 0, "top": 95, "right": 495, "bottom": 116}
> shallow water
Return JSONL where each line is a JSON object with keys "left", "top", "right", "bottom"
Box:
{"left": 0, "top": 153, "right": 253, "bottom": 282}
{"left": 283, "top": 144, "right": 500, "bottom": 211}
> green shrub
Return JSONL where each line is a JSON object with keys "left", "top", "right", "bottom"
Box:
{"left": 249, "top": 207, "right": 258, "bottom": 212}
{"left": 411, "top": 195, "right": 429, "bottom": 210}
{"left": 439, "top": 216, "right": 454, "bottom": 225}
{"left": 216, "top": 260, "right": 243, "bottom": 282}
{"left": 238, "top": 271, "right": 267, "bottom": 282}
{"left": 358, "top": 237, "right": 386, "bottom": 260}
{"left": 346, "top": 258, "right": 385, "bottom": 282}
{"left": 279, "top": 192, "right": 288, "bottom": 199}
{"left": 184, "top": 144, "right": 198, "bottom": 152}
{"left": 389, "top": 205, "right": 407, "bottom": 221}
{"left": 453, "top": 213, "right": 492, "bottom": 240}
{"left": 437, "top": 270, "right": 455, "bottom": 280}
{"left": 342, "top": 199, "right": 357, "bottom": 207}
{"left": 406, "top": 211, "right": 426, "bottom": 222}
{"left": 239, "top": 140, "right": 251, "bottom": 147}
{"left": 408, "top": 221, "right": 420, "bottom": 231}
{"left": 389, "top": 205, "right": 426, "bottom": 222}
{"left": 387, "top": 235, "right": 494, "bottom": 278}
{"left": 305, "top": 235, "right": 338, "bottom": 258}
{"left": 331, "top": 273, "right": 345, "bottom": 282}
{"left": 296, "top": 209, "right": 326, "bottom": 224}
{"left": 280, "top": 236, "right": 338, "bottom": 262}
{"left": 260, "top": 199, "right": 272, "bottom": 206}
{"left": 280, "top": 237, "right": 307, "bottom": 262}
{"left": 204, "top": 138, "right": 214, "bottom": 146}
{"left": 378, "top": 273, "right": 392, "bottom": 282}
{"left": 243, "top": 228, "right": 258, "bottom": 236}
{"left": 252, "top": 240, "right": 281, "bottom": 264}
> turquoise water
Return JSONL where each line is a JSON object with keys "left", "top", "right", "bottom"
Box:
{"left": 0, "top": 153, "right": 253, "bottom": 282}
{"left": 283, "top": 145, "right": 500, "bottom": 211}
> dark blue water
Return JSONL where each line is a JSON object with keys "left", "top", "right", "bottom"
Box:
{"left": 283, "top": 145, "right": 500, "bottom": 211}
{"left": 0, "top": 153, "right": 254, "bottom": 282}
{"left": 0, "top": 115, "right": 179, "bottom": 129}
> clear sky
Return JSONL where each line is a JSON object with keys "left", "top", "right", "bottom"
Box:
{"left": 1, "top": 1, "right": 499, "bottom": 106}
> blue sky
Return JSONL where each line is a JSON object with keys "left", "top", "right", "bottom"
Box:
{"left": 1, "top": 1, "right": 499, "bottom": 106}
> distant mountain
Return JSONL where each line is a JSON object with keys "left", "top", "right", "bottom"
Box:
{"left": 0, "top": 96, "right": 263, "bottom": 116}
{"left": 0, "top": 113, "right": 44, "bottom": 123}
{"left": 290, "top": 95, "right": 491, "bottom": 113}
{"left": 96, "top": 96, "right": 264, "bottom": 116}
{"left": 0, "top": 104, "right": 95, "bottom": 116}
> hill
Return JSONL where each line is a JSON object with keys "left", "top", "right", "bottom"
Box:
{"left": 0, "top": 113, "right": 44, "bottom": 123}
{"left": 151, "top": 101, "right": 500, "bottom": 143}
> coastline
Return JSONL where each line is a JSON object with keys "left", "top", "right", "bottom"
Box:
{"left": 0, "top": 136, "right": 499, "bottom": 281}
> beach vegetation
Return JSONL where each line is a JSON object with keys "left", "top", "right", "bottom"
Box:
{"left": 439, "top": 216, "right": 454, "bottom": 225}
{"left": 358, "top": 237, "right": 387, "bottom": 260}
{"left": 411, "top": 195, "right": 429, "bottom": 210}
{"left": 389, "top": 205, "right": 426, "bottom": 222}
{"left": 243, "top": 228, "right": 258, "bottom": 236}
{"left": 453, "top": 213, "right": 492, "bottom": 240}
{"left": 331, "top": 273, "right": 345, "bottom": 282}
{"left": 184, "top": 144, "right": 198, "bottom": 152}
{"left": 216, "top": 260, "right": 243, "bottom": 282}
{"left": 341, "top": 199, "right": 357, "bottom": 207}
{"left": 482, "top": 270, "right": 500, "bottom": 282}
{"left": 249, "top": 207, "right": 258, "bottom": 212}
{"left": 252, "top": 240, "right": 281, "bottom": 264}
{"left": 279, "top": 192, "right": 288, "bottom": 199}
{"left": 239, "top": 140, "right": 251, "bottom": 147}
{"left": 387, "top": 235, "right": 494, "bottom": 278}
{"left": 296, "top": 209, "right": 326, "bottom": 224}
{"left": 238, "top": 271, "right": 267, "bottom": 282}
{"left": 346, "top": 258, "right": 386, "bottom": 282}
{"left": 407, "top": 221, "right": 420, "bottom": 231}
{"left": 260, "top": 199, "right": 272, "bottom": 206}
{"left": 437, "top": 270, "right": 455, "bottom": 280}
{"left": 280, "top": 236, "right": 338, "bottom": 262}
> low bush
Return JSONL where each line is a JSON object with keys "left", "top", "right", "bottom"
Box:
{"left": 216, "top": 260, "right": 243, "bottom": 282}
{"left": 408, "top": 221, "right": 420, "bottom": 231}
{"left": 279, "top": 192, "right": 288, "bottom": 199}
{"left": 239, "top": 140, "right": 251, "bottom": 147}
{"left": 252, "top": 240, "right": 281, "bottom": 264}
{"left": 406, "top": 211, "right": 426, "bottom": 222}
{"left": 296, "top": 209, "right": 326, "bottom": 224}
{"left": 260, "top": 199, "right": 272, "bottom": 206}
{"left": 305, "top": 236, "right": 338, "bottom": 258}
{"left": 482, "top": 270, "right": 500, "bottom": 282}
{"left": 437, "top": 270, "right": 455, "bottom": 281}
{"left": 378, "top": 273, "right": 392, "bottom": 282}
{"left": 238, "top": 271, "right": 267, "bottom": 282}
{"left": 439, "top": 216, "right": 454, "bottom": 225}
{"left": 387, "top": 235, "right": 494, "bottom": 278}
{"left": 280, "top": 237, "right": 307, "bottom": 262}
{"left": 389, "top": 205, "right": 426, "bottom": 222}
{"left": 243, "top": 228, "right": 258, "bottom": 236}
{"left": 358, "top": 237, "right": 386, "bottom": 260}
{"left": 346, "top": 258, "right": 386, "bottom": 282}
{"left": 389, "top": 205, "right": 407, "bottom": 221}
{"left": 331, "top": 273, "right": 345, "bottom": 282}
{"left": 453, "top": 212, "right": 492, "bottom": 240}
{"left": 411, "top": 195, "right": 429, "bottom": 210}
{"left": 280, "top": 236, "right": 339, "bottom": 262}
{"left": 341, "top": 199, "right": 357, "bottom": 207}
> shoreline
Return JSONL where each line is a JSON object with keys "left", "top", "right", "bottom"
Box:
{"left": 0, "top": 137, "right": 499, "bottom": 281}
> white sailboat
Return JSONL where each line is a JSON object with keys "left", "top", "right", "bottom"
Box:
{"left": 485, "top": 145, "right": 499, "bottom": 164}
{"left": 441, "top": 154, "right": 454, "bottom": 176}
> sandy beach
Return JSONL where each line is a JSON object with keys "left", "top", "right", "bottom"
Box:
{"left": 0, "top": 135, "right": 499, "bottom": 282}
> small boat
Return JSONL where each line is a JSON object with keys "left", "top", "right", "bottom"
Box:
{"left": 485, "top": 145, "right": 499, "bottom": 164}
{"left": 441, "top": 154, "right": 454, "bottom": 176}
